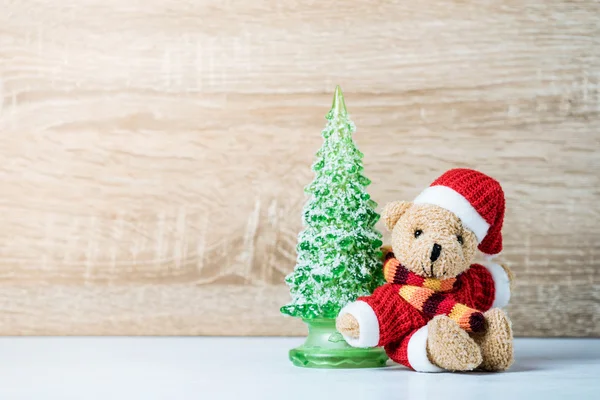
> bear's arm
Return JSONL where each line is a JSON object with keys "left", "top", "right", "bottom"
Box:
{"left": 455, "top": 263, "right": 511, "bottom": 311}
{"left": 338, "top": 283, "right": 427, "bottom": 348}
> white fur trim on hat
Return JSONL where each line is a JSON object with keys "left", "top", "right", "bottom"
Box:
{"left": 482, "top": 252, "right": 501, "bottom": 260}
{"left": 338, "top": 301, "right": 380, "bottom": 348}
{"left": 481, "top": 262, "right": 511, "bottom": 308}
{"left": 407, "top": 326, "right": 444, "bottom": 373}
{"left": 414, "top": 185, "right": 490, "bottom": 243}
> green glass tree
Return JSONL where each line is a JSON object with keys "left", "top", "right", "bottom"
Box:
{"left": 280, "top": 86, "right": 387, "bottom": 369}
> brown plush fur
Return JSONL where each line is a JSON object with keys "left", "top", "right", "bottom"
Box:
{"left": 385, "top": 201, "right": 478, "bottom": 279}
{"left": 474, "top": 309, "right": 515, "bottom": 371}
{"left": 427, "top": 315, "right": 482, "bottom": 371}
{"left": 337, "top": 313, "right": 360, "bottom": 339}
{"left": 384, "top": 200, "right": 514, "bottom": 372}
{"left": 338, "top": 200, "right": 514, "bottom": 372}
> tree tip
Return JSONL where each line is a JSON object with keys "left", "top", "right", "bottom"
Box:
{"left": 331, "top": 85, "right": 348, "bottom": 117}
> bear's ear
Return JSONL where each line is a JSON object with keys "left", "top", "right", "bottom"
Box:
{"left": 382, "top": 201, "right": 412, "bottom": 231}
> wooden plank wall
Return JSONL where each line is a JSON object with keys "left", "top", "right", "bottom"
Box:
{"left": 0, "top": 0, "right": 598, "bottom": 336}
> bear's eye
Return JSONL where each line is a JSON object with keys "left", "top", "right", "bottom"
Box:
{"left": 457, "top": 235, "right": 464, "bottom": 245}
{"left": 414, "top": 229, "right": 423, "bottom": 238}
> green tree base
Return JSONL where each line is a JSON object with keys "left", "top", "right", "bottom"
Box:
{"left": 289, "top": 318, "right": 388, "bottom": 369}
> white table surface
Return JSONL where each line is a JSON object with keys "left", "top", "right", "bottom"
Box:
{"left": 0, "top": 337, "right": 598, "bottom": 399}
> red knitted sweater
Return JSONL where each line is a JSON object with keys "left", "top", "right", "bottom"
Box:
{"left": 357, "top": 264, "right": 496, "bottom": 369}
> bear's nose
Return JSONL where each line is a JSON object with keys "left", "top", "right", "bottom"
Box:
{"left": 430, "top": 243, "right": 442, "bottom": 262}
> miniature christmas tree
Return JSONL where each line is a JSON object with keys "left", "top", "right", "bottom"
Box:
{"left": 281, "top": 86, "right": 387, "bottom": 369}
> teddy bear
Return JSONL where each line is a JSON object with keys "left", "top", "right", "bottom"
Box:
{"left": 336, "top": 168, "right": 514, "bottom": 372}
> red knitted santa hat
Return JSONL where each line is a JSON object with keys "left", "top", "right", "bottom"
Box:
{"left": 413, "top": 169, "right": 505, "bottom": 258}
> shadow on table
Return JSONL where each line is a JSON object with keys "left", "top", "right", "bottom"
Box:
{"left": 380, "top": 347, "right": 600, "bottom": 374}
{"left": 511, "top": 349, "right": 600, "bottom": 372}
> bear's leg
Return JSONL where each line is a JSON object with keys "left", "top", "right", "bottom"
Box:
{"left": 473, "top": 308, "right": 514, "bottom": 371}
{"left": 384, "top": 329, "right": 444, "bottom": 372}
{"left": 426, "top": 315, "right": 482, "bottom": 371}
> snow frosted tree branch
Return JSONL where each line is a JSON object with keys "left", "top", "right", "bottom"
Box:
{"left": 281, "top": 86, "right": 384, "bottom": 320}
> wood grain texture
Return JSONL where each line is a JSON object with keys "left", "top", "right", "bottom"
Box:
{"left": 0, "top": 0, "right": 598, "bottom": 336}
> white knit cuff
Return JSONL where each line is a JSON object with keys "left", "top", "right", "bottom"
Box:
{"left": 407, "top": 326, "right": 444, "bottom": 373}
{"left": 482, "top": 262, "right": 511, "bottom": 308}
{"left": 338, "top": 301, "right": 379, "bottom": 348}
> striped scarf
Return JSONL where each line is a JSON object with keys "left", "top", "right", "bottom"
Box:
{"left": 383, "top": 253, "right": 485, "bottom": 333}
